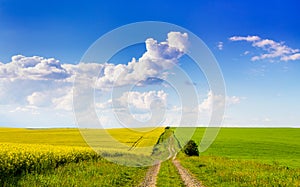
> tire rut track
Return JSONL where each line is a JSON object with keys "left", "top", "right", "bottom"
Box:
{"left": 172, "top": 159, "right": 205, "bottom": 187}
{"left": 139, "top": 160, "right": 161, "bottom": 187}
{"left": 129, "top": 136, "right": 143, "bottom": 151}
{"left": 170, "top": 132, "right": 204, "bottom": 187}
{"left": 140, "top": 128, "right": 205, "bottom": 187}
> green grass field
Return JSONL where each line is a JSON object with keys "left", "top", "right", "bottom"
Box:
{"left": 15, "top": 159, "right": 147, "bottom": 187}
{"left": 178, "top": 154, "right": 300, "bottom": 187}
{"left": 174, "top": 127, "right": 300, "bottom": 167}
{"left": 173, "top": 127, "right": 300, "bottom": 186}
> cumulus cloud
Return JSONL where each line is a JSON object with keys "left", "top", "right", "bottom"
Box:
{"left": 93, "top": 90, "right": 170, "bottom": 127}
{"left": 199, "top": 91, "right": 240, "bottom": 112}
{"left": 0, "top": 32, "right": 189, "bottom": 116}
{"left": 0, "top": 55, "right": 76, "bottom": 112}
{"left": 166, "top": 32, "right": 189, "bottom": 52}
{"left": 0, "top": 55, "right": 70, "bottom": 80}
{"left": 1, "top": 32, "right": 243, "bottom": 128}
{"left": 0, "top": 32, "right": 188, "bottom": 88}
{"left": 116, "top": 90, "right": 168, "bottom": 110}
{"left": 95, "top": 31, "right": 189, "bottom": 89}
{"left": 52, "top": 90, "right": 73, "bottom": 111}
{"left": 27, "top": 92, "right": 52, "bottom": 107}
{"left": 24, "top": 88, "right": 74, "bottom": 111}
{"left": 229, "top": 35, "right": 300, "bottom": 62}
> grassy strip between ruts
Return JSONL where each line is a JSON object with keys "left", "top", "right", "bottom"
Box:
{"left": 156, "top": 159, "right": 185, "bottom": 187}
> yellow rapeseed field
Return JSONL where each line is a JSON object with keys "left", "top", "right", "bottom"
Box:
{"left": 0, "top": 127, "right": 165, "bottom": 178}
{"left": 0, "top": 143, "right": 98, "bottom": 177}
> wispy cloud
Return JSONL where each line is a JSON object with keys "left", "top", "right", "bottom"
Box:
{"left": 229, "top": 35, "right": 260, "bottom": 42}
{"left": 243, "top": 51, "right": 250, "bottom": 55}
{"left": 229, "top": 35, "right": 300, "bottom": 62}
{"left": 281, "top": 53, "right": 300, "bottom": 61}
{"left": 217, "top": 41, "right": 223, "bottom": 50}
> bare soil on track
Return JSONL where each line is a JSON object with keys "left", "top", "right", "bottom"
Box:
{"left": 172, "top": 159, "right": 204, "bottom": 187}
{"left": 139, "top": 160, "right": 161, "bottom": 187}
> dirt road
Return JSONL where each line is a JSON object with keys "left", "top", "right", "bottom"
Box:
{"left": 140, "top": 129, "right": 204, "bottom": 187}
{"left": 139, "top": 160, "right": 161, "bottom": 187}
{"left": 172, "top": 159, "right": 204, "bottom": 187}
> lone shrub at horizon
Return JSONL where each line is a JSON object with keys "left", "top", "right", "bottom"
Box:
{"left": 183, "top": 140, "right": 199, "bottom": 156}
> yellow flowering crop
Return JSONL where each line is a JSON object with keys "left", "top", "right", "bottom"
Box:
{"left": 0, "top": 143, "right": 99, "bottom": 177}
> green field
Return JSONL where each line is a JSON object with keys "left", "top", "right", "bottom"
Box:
{"left": 178, "top": 155, "right": 300, "bottom": 186}
{"left": 178, "top": 127, "right": 300, "bottom": 167}
{"left": 173, "top": 127, "right": 300, "bottom": 186}
{"left": 1, "top": 127, "right": 300, "bottom": 186}
{"left": 15, "top": 160, "right": 147, "bottom": 187}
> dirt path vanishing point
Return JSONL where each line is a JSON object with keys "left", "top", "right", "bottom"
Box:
{"left": 172, "top": 160, "right": 205, "bottom": 187}
{"left": 140, "top": 129, "right": 204, "bottom": 187}
{"left": 139, "top": 160, "right": 161, "bottom": 187}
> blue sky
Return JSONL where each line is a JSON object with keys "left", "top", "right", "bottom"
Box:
{"left": 0, "top": 0, "right": 300, "bottom": 127}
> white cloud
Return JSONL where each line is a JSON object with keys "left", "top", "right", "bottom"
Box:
{"left": 229, "top": 35, "right": 300, "bottom": 62}
{"left": 229, "top": 35, "right": 261, "bottom": 42}
{"left": 167, "top": 32, "right": 189, "bottom": 52}
{"left": 0, "top": 32, "right": 191, "bottom": 128}
{"left": 0, "top": 31, "right": 189, "bottom": 107}
{"left": 52, "top": 90, "right": 73, "bottom": 111}
{"left": 0, "top": 32, "right": 188, "bottom": 87}
{"left": 0, "top": 55, "right": 76, "bottom": 112}
{"left": 252, "top": 39, "right": 276, "bottom": 47}
{"left": 1, "top": 31, "right": 248, "bottom": 128}
{"left": 217, "top": 42, "right": 223, "bottom": 50}
{"left": 101, "top": 90, "right": 168, "bottom": 124}
{"left": 62, "top": 63, "right": 104, "bottom": 82}
{"left": 0, "top": 55, "right": 70, "bottom": 80}
{"left": 25, "top": 88, "right": 74, "bottom": 111}
{"left": 95, "top": 31, "right": 189, "bottom": 89}
{"left": 199, "top": 91, "right": 240, "bottom": 112}
{"left": 116, "top": 90, "right": 168, "bottom": 110}
{"left": 93, "top": 90, "right": 170, "bottom": 127}
{"left": 244, "top": 51, "right": 250, "bottom": 55}
{"left": 226, "top": 96, "right": 241, "bottom": 105}
{"left": 9, "top": 105, "right": 39, "bottom": 114}
{"left": 281, "top": 53, "right": 300, "bottom": 61}
{"left": 27, "top": 92, "right": 52, "bottom": 107}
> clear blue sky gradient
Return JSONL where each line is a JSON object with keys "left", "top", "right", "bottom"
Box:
{"left": 1, "top": 0, "right": 300, "bottom": 127}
